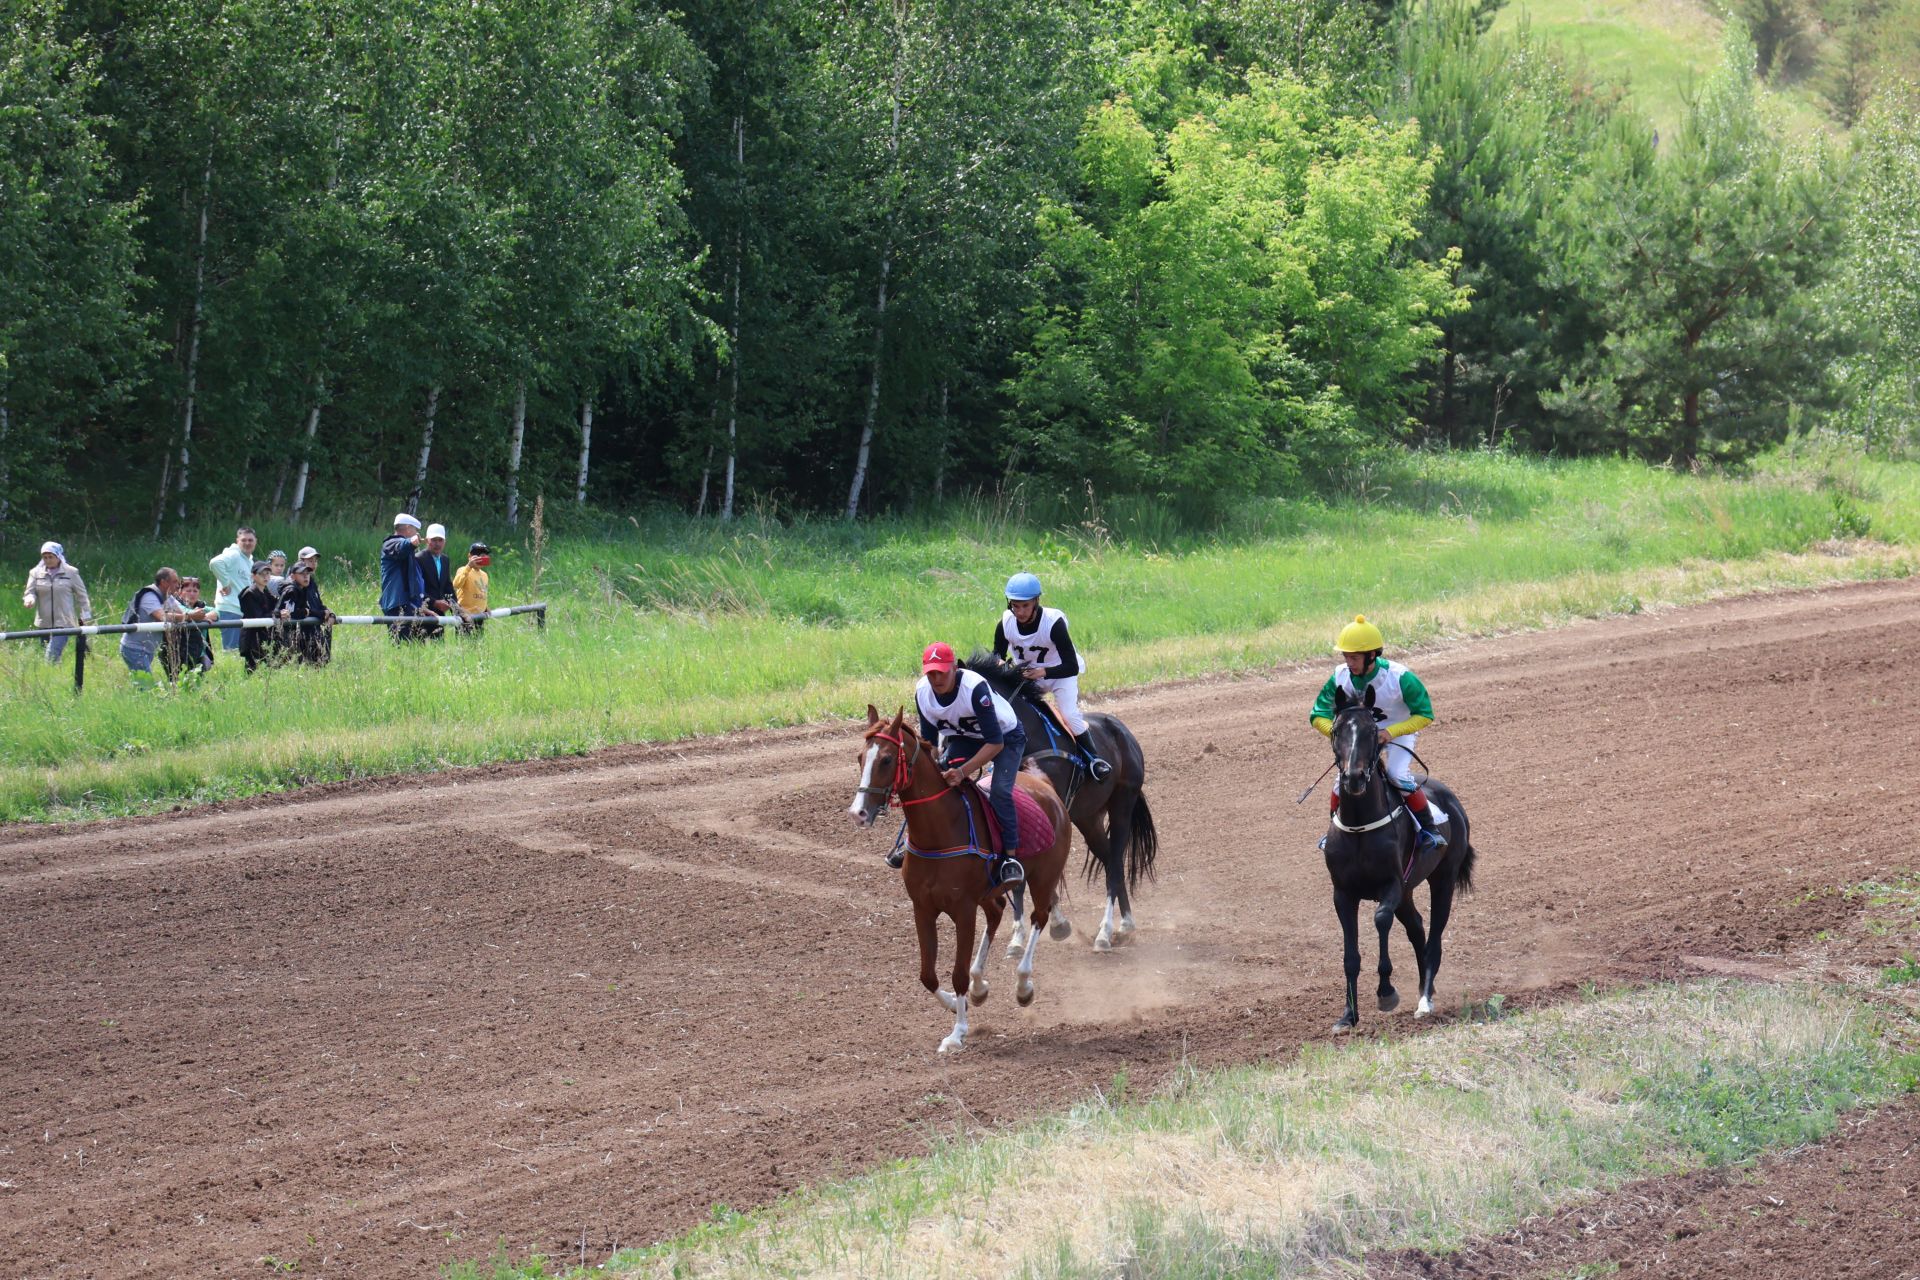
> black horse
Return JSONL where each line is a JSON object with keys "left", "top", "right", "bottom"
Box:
{"left": 1323, "top": 685, "right": 1477, "bottom": 1032}
{"left": 964, "top": 652, "right": 1158, "bottom": 953}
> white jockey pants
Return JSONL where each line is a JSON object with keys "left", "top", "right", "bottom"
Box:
{"left": 1384, "top": 734, "right": 1446, "bottom": 823}
{"left": 1032, "top": 675, "right": 1088, "bottom": 735}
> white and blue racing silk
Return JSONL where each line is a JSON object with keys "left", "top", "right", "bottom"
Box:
{"left": 992, "top": 605, "right": 1082, "bottom": 679}
{"left": 916, "top": 670, "right": 1018, "bottom": 745}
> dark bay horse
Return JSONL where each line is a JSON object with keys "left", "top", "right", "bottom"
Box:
{"left": 848, "top": 707, "right": 1073, "bottom": 1052}
{"left": 1323, "top": 687, "right": 1477, "bottom": 1033}
{"left": 963, "top": 652, "right": 1157, "bottom": 953}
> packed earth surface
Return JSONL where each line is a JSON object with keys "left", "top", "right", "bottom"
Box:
{"left": 5, "top": 578, "right": 1920, "bottom": 1277}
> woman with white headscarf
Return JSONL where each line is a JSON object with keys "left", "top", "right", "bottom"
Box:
{"left": 22, "top": 541, "right": 94, "bottom": 662}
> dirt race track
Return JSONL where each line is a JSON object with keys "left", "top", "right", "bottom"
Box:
{"left": 6, "top": 578, "right": 1920, "bottom": 1277}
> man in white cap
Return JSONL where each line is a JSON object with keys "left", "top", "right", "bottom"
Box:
{"left": 295, "top": 545, "right": 320, "bottom": 577}
{"left": 415, "top": 522, "right": 457, "bottom": 640}
{"left": 379, "top": 513, "right": 426, "bottom": 641}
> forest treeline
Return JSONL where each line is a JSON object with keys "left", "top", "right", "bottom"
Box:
{"left": 3, "top": 0, "right": 1918, "bottom": 530}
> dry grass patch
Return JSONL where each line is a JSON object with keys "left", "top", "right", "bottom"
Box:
{"left": 556, "top": 981, "right": 1917, "bottom": 1280}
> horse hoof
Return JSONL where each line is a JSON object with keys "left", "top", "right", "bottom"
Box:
{"left": 938, "top": 1034, "right": 964, "bottom": 1054}
{"left": 970, "top": 978, "right": 989, "bottom": 1004}
{"left": 1378, "top": 991, "right": 1400, "bottom": 1013}
{"left": 1049, "top": 916, "right": 1072, "bottom": 941}
{"left": 1416, "top": 997, "right": 1434, "bottom": 1017}
{"left": 1093, "top": 933, "right": 1112, "bottom": 953}
{"left": 1331, "top": 1017, "right": 1357, "bottom": 1035}
{"left": 1113, "top": 920, "right": 1136, "bottom": 945}
{"left": 1016, "top": 978, "right": 1035, "bottom": 1007}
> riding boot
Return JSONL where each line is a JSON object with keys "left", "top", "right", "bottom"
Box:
{"left": 886, "top": 846, "right": 905, "bottom": 870}
{"left": 1405, "top": 792, "right": 1448, "bottom": 852}
{"left": 992, "top": 853, "right": 1025, "bottom": 889}
{"left": 1074, "top": 732, "right": 1113, "bottom": 782}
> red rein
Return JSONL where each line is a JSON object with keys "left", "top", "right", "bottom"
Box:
{"left": 873, "top": 730, "right": 947, "bottom": 808}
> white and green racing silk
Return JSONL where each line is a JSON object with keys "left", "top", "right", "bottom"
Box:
{"left": 1311, "top": 659, "right": 1433, "bottom": 728}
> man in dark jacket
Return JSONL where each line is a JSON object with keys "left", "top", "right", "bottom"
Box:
{"left": 379, "top": 513, "right": 426, "bottom": 642}
{"left": 416, "top": 522, "right": 458, "bottom": 643}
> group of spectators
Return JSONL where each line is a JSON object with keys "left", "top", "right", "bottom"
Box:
{"left": 18, "top": 512, "right": 493, "bottom": 683}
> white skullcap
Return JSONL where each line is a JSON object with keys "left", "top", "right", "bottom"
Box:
{"left": 394, "top": 513, "right": 421, "bottom": 529}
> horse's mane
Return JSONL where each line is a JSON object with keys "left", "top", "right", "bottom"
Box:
{"left": 963, "top": 648, "right": 1046, "bottom": 707}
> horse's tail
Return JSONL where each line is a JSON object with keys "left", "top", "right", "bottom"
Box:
{"left": 1125, "top": 790, "right": 1158, "bottom": 891}
{"left": 1457, "top": 839, "right": 1477, "bottom": 891}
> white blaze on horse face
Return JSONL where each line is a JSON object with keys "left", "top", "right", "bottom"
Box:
{"left": 850, "top": 742, "right": 881, "bottom": 827}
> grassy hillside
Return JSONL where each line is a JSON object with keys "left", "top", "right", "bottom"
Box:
{"left": 2, "top": 447, "right": 1914, "bottom": 824}
{"left": 1495, "top": 0, "right": 1838, "bottom": 137}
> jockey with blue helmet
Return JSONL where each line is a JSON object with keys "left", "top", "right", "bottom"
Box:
{"left": 992, "top": 572, "right": 1112, "bottom": 783}
{"left": 1311, "top": 615, "right": 1448, "bottom": 852}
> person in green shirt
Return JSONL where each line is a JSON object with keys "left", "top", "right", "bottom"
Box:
{"left": 1310, "top": 615, "right": 1448, "bottom": 851}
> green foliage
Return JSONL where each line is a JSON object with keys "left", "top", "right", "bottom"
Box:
{"left": 1012, "top": 62, "right": 1465, "bottom": 509}
{"left": 1, "top": 0, "right": 1913, "bottom": 522}
{"left": 0, "top": 0, "right": 148, "bottom": 516}
{"left": 1383, "top": 0, "right": 1618, "bottom": 448}
{"left": 1833, "top": 79, "right": 1920, "bottom": 452}
{"left": 1542, "top": 21, "right": 1850, "bottom": 462}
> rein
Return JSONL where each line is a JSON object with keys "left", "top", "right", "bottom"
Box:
{"left": 867, "top": 727, "right": 989, "bottom": 863}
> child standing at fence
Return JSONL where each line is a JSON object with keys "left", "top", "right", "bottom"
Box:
{"left": 453, "top": 543, "right": 490, "bottom": 636}
{"left": 239, "top": 562, "right": 280, "bottom": 672}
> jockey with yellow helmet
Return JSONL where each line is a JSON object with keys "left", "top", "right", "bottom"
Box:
{"left": 1311, "top": 615, "right": 1448, "bottom": 851}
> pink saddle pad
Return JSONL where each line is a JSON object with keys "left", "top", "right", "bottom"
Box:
{"left": 973, "top": 779, "right": 1058, "bottom": 860}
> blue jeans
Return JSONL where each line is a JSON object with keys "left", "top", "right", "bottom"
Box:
{"left": 119, "top": 642, "right": 156, "bottom": 673}
{"left": 45, "top": 634, "right": 69, "bottom": 662}
{"left": 949, "top": 728, "right": 1027, "bottom": 852}
{"left": 218, "top": 617, "right": 242, "bottom": 650}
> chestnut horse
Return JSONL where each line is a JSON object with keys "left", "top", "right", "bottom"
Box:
{"left": 848, "top": 706, "right": 1073, "bottom": 1053}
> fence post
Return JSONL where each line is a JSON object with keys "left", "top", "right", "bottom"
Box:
{"left": 74, "top": 635, "right": 88, "bottom": 695}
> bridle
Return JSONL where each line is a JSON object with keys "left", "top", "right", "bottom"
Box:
{"left": 1333, "top": 709, "right": 1380, "bottom": 794}
{"left": 858, "top": 728, "right": 949, "bottom": 811}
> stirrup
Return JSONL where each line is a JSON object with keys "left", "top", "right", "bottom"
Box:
{"left": 1088, "top": 756, "right": 1113, "bottom": 782}
{"left": 1415, "top": 827, "right": 1446, "bottom": 852}
{"left": 886, "top": 847, "right": 905, "bottom": 870}
{"left": 992, "top": 855, "right": 1025, "bottom": 889}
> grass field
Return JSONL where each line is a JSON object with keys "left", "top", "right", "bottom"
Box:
{"left": 445, "top": 978, "right": 1920, "bottom": 1279}
{"left": 1, "top": 446, "right": 1915, "bottom": 824}
{"left": 1494, "top": 0, "right": 1837, "bottom": 139}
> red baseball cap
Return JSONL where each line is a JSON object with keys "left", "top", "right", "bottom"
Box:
{"left": 921, "top": 641, "right": 957, "bottom": 673}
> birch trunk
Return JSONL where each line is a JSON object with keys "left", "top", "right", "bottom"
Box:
{"left": 289, "top": 375, "right": 325, "bottom": 524}
{"left": 845, "top": 92, "right": 901, "bottom": 522}
{"left": 723, "top": 114, "right": 743, "bottom": 522}
{"left": 173, "top": 154, "right": 213, "bottom": 529}
{"left": 933, "top": 379, "right": 949, "bottom": 503}
{"left": 409, "top": 384, "right": 440, "bottom": 514}
{"left": 575, "top": 398, "right": 593, "bottom": 504}
{"left": 506, "top": 378, "right": 527, "bottom": 527}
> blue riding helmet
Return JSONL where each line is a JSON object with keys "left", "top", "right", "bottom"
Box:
{"left": 1004, "top": 572, "right": 1042, "bottom": 601}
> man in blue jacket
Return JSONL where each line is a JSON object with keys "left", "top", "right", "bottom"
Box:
{"left": 380, "top": 513, "right": 427, "bottom": 642}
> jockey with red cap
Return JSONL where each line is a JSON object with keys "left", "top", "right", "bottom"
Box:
{"left": 884, "top": 641, "right": 1028, "bottom": 888}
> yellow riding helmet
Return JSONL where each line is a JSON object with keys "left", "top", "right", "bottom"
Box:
{"left": 1334, "top": 614, "right": 1385, "bottom": 653}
